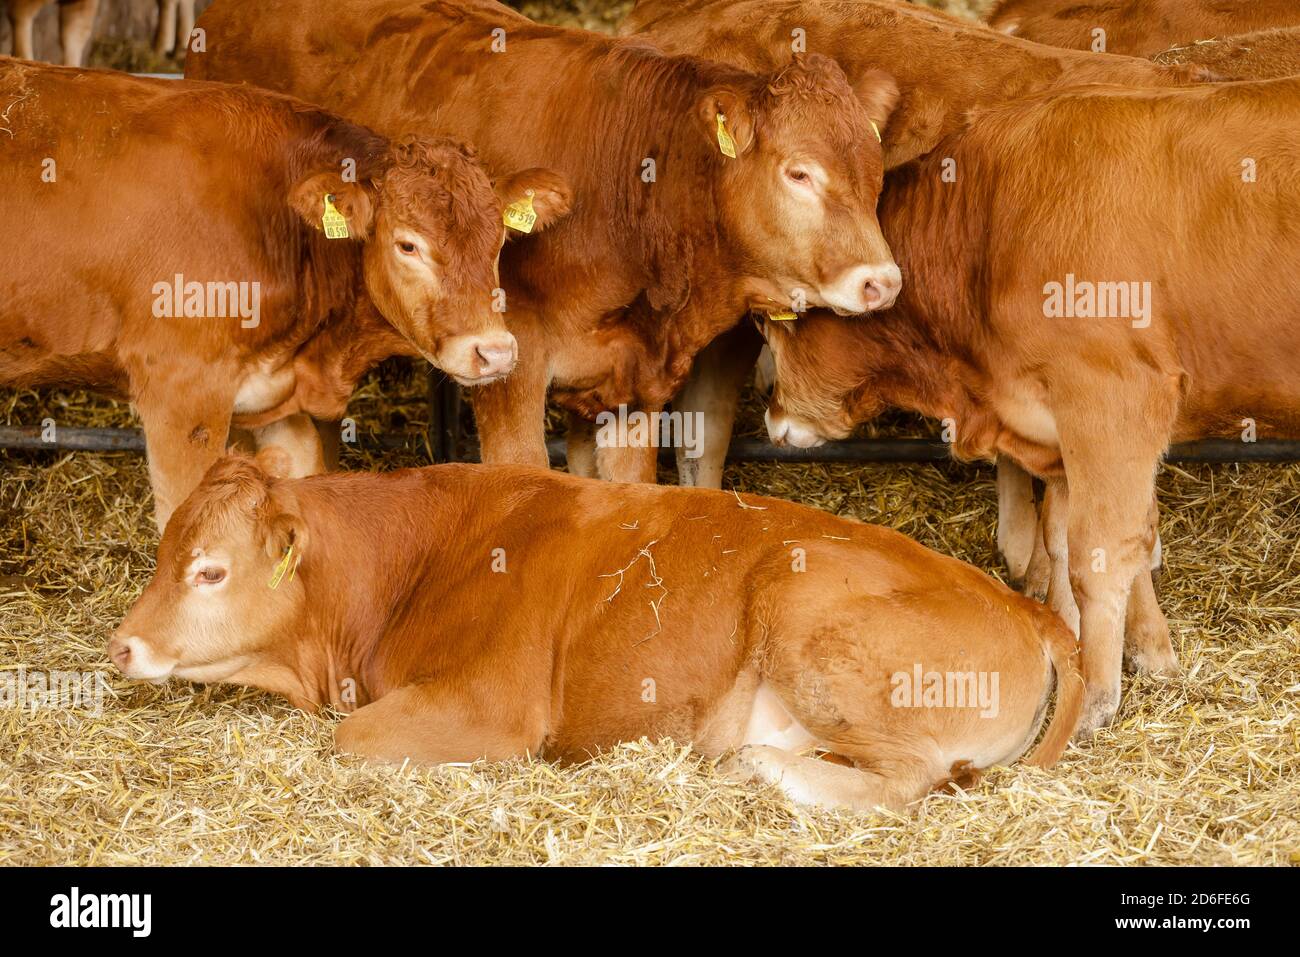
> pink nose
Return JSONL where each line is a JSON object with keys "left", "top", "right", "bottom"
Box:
{"left": 107, "top": 635, "right": 132, "bottom": 671}
{"left": 473, "top": 338, "right": 517, "bottom": 378}
{"left": 860, "top": 270, "right": 902, "bottom": 311}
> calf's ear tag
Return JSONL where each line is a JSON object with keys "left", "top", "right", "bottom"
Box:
{"left": 321, "top": 194, "right": 350, "bottom": 239}
{"left": 769, "top": 310, "right": 797, "bottom": 322}
{"left": 503, "top": 189, "right": 537, "bottom": 234}
{"left": 869, "top": 119, "right": 882, "bottom": 143}
{"left": 268, "top": 543, "right": 297, "bottom": 590}
{"left": 715, "top": 113, "right": 738, "bottom": 159}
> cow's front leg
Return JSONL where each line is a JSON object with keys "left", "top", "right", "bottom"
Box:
{"left": 134, "top": 381, "right": 236, "bottom": 531}
{"left": 1057, "top": 381, "right": 1173, "bottom": 736}
{"left": 470, "top": 349, "right": 550, "bottom": 468}
{"left": 253, "top": 413, "right": 326, "bottom": 478}
{"left": 996, "top": 458, "right": 1039, "bottom": 584}
{"left": 596, "top": 407, "right": 660, "bottom": 484}
{"left": 335, "top": 683, "right": 546, "bottom": 766}
{"left": 673, "top": 324, "right": 762, "bottom": 488}
{"left": 565, "top": 412, "right": 598, "bottom": 477}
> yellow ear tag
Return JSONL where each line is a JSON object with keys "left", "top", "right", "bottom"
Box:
{"left": 268, "top": 543, "right": 296, "bottom": 590}
{"left": 716, "top": 113, "right": 738, "bottom": 159}
{"left": 321, "top": 194, "right": 350, "bottom": 240}
{"left": 869, "top": 119, "right": 882, "bottom": 143}
{"left": 503, "top": 189, "right": 538, "bottom": 234}
{"left": 769, "top": 310, "right": 797, "bottom": 322}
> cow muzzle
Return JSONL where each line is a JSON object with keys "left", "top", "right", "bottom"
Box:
{"left": 765, "top": 408, "right": 829, "bottom": 449}
{"left": 107, "top": 633, "right": 176, "bottom": 683}
{"left": 430, "top": 331, "right": 519, "bottom": 387}
{"left": 819, "top": 262, "right": 902, "bottom": 315}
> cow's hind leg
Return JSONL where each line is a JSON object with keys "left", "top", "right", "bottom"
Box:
{"left": 996, "top": 458, "right": 1039, "bottom": 584}
{"left": 335, "top": 683, "right": 545, "bottom": 766}
{"left": 722, "top": 744, "right": 942, "bottom": 813}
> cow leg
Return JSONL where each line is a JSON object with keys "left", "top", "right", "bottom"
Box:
{"left": 1123, "top": 495, "right": 1178, "bottom": 675}
{"left": 1040, "top": 477, "right": 1080, "bottom": 636}
{"left": 721, "top": 745, "right": 939, "bottom": 813}
{"left": 252, "top": 413, "right": 326, "bottom": 478}
{"left": 565, "top": 412, "right": 598, "bottom": 478}
{"left": 314, "top": 418, "right": 342, "bottom": 471}
{"left": 176, "top": 0, "right": 195, "bottom": 56}
{"left": 996, "top": 458, "right": 1039, "bottom": 584}
{"left": 1056, "top": 387, "right": 1170, "bottom": 736}
{"left": 595, "top": 424, "right": 658, "bottom": 483}
{"left": 470, "top": 350, "right": 550, "bottom": 468}
{"left": 9, "top": 1, "right": 40, "bottom": 60}
{"left": 334, "top": 683, "right": 545, "bottom": 765}
{"left": 135, "top": 387, "right": 235, "bottom": 531}
{"left": 1022, "top": 508, "right": 1051, "bottom": 601}
{"left": 58, "top": 0, "right": 98, "bottom": 67}
{"left": 673, "top": 324, "right": 761, "bottom": 488}
{"left": 154, "top": 0, "right": 178, "bottom": 56}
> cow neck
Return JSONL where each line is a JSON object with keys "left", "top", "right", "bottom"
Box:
{"left": 278, "top": 478, "right": 438, "bottom": 708}
{"left": 843, "top": 154, "right": 1003, "bottom": 458}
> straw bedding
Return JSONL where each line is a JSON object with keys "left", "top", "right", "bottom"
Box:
{"left": 2, "top": 0, "right": 1296, "bottom": 867}
{"left": 3, "top": 377, "right": 1297, "bottom": 866}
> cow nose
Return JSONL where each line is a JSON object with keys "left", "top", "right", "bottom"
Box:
{"left": 472, "top": 336, "right": 517, "bottom": 378}
{"left": 107, "top": 635, "right": 132, "bottom": 671}
{"left": 860, "top": 264, "right": 902, "bottom": 311}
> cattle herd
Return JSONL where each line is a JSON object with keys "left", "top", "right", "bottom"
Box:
{"left": 2, "top": 0, "right": 1298, "bottom": 815}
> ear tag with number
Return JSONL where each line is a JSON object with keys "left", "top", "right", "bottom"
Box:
{"left": 869, "top": 119, "right": 882, "bottom": 143}
{"left": 769, "top": 310, "right": 797, "bottom": 322}
{"left": 503, "top": 189, "right": 537, "bottom": 234}
{"left": 715, "top": 113, "right": 738, "bottom": 159}
{"left": 268, "top": 543, "right": 297, "bottom": 590}
{"left": 321, "top": 194, "right": 349, "bottom": 240}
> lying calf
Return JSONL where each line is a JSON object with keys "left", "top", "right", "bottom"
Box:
{"left": 0, "top": 58, "right": 566, "bottom": 528}
{"left": 110, "top": 454, "right": 1082, "bottom": 813}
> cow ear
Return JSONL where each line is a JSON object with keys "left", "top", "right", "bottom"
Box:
{"left": 494, "top": 167, "right": 573, "bottom": 236}
{"left": 852, "top": 69, "right": 900, "bottom": 141}
{"left": 289, "top": 172, "right": 375, "bottom": 241}
{"left": 262, "top": 486, "right": 309, "bottom": 565}
{"left": 698, "top": 87, "right": 755, "bottom": 157}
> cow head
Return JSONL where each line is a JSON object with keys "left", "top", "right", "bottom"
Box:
{"left": 703, "top": 54, "right": 901, "bottom": 316}
{"left": 759, "top": 311, "right": 880, "bottom": 447}
{"left": 108, "top": 453, "right": 309, "bottom": 688}
{"left": 289, "top": 136, "right": 571, "bottom": 386}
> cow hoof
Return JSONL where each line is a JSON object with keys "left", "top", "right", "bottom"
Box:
{"left": 1074, "top": 689, "right": 1121, "bottom": 740}
{"left": 1124, "top": 646, "right": 1181, "bottom": 677}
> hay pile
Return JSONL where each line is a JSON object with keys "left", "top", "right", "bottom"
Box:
{"left": 3, "top": 374, "right": 1298, "bottom": 865}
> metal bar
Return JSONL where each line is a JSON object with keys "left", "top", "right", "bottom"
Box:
{"left": 4, "top": 427, "right": 1299, "bottom": 464}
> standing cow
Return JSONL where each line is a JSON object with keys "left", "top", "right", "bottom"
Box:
{"left": 0, "top": 59, "right": 566, "bottom": 527}
{"left": 988, "top": 0, "right": 1300, "bottom": 57}
{"left": 110, "top": 452, "right": 1082, "bottom": 813}
{"left": 756, "top": 75, "right": 1300, "bottom": 734}
{"left": 188, "top": 0, "right": 903, "bottom": 483}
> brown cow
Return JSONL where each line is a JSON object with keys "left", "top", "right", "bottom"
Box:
{"left": 0, "top": 58, "right": 566, "bottom": 527}
{"left": 758, "top": 75, "right": 1300, "bottom": 735}
{"left": 1152, "top": 27, "right": 1300, "bottom": 81}
{"left": 988, "top": 0, "right": 1300, "bottom": 57}
{"left": 624, "top": 0, "right": 1206, "bottom": 499}
{"left": 188, "top": 0, "right": 903, "bottom": 483}
{"left": 109, "top": 452, "right": 1082, "bottom": 813}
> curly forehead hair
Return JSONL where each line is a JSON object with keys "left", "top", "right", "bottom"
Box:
{"left": 162, "top": 457, "right": 272, "bottom": 571}
{"left": 763, "top": 53, "right": 855, "bottom": 105}
{"left": 377, "top": 134, "right": 502, "bottom": 275}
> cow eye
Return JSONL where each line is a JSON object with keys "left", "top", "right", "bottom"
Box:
{"left": 786, "top": 168, "right": 811, "bottom": 184}
{"left": 397, "top": 241, "right": 417, "bottom": 255}
{"left": 195, "top": 567, "right": 226, "bottom": 586}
